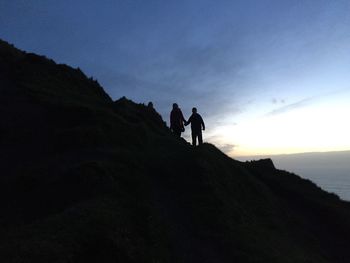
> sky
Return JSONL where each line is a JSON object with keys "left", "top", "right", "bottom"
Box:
{"left": 1, "top": 0, "right": 350, "bottom": 156}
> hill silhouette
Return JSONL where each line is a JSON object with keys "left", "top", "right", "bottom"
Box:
{"left": 1, "top": 39, "right": 350, "bottom": 262}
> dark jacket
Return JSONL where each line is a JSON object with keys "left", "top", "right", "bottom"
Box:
{"left": 187, "top": 113, "right": 205, "bottom": 132}
{"left": 170, "top": 108, "right": 185, "bottom": 131}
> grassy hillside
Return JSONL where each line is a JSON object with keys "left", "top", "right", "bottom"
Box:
{"left": 1, "top": 39, "right": 350, "bottom": 262}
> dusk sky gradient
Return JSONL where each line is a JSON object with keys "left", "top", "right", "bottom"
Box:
{"left": 1, "top": 0, "right": 350, "bottom": 156}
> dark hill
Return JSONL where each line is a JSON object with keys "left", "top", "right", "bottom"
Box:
{"left": 1, "top": 39, "right": 350, "bottom": 263}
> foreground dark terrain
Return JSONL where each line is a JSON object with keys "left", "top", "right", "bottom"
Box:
{"left": 1, "top": 39, "right": 350, "bottom": 263}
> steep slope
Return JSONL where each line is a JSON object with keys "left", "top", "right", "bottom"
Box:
{"left": 1, "top": 39, "right": 350, "bottom": 263}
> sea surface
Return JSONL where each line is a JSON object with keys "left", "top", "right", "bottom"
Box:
{"left": 237, "top": 151, "right": 350, "bottom": 201}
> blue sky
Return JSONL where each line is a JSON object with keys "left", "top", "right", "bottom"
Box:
{"left": 1, "top": 0, "right": 350, "bottom": 155}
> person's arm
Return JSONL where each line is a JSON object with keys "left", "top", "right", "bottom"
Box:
{"left": 180, "top": 110, "right": 187, "bottom": 124}
{"left": 185, "top": 115, "right": 192, "bottom": 126}
{"left": 201, "top": 116, "right": 205, "bottom": 130}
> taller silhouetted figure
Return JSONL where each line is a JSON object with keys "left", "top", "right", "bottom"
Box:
{"left": 185, "top": 107, "right": 205, "bottom": 146}
{"left": 170, "top": 103, "right": 186, "bottom": 137}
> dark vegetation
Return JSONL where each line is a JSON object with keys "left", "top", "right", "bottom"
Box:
{"left": 1, "top": 39, "right": 350, "bottom": 262}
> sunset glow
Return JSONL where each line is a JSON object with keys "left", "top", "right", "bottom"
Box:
{"left": 207, "top": 91, "right": 350, "bottom": 156}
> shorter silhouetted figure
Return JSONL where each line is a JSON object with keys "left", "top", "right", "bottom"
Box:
{"left": 147, "top": 101, "right": 154, "bottom": 108}
{"left": 185, "top": 107, "right": 205, "bottom": 146}
{"left": 170, "top": 103, "right": 186, "bottom": 137}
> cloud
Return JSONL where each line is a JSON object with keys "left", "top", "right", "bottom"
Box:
{"left": 205, "top": 133, "right": 237, "bottom": 155}
{"left": 265, "top": 88, "right": 349, "bottom": 117}
{"left": 265, "top": 97, "right": 313, "bottom": 116}
{"left": 218, "top": 143, "right": 237, "bottom": 154}
{"left": 272, "top": 98, "right": 286, "bottom": 104}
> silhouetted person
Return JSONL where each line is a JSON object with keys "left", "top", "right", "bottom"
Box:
{"left": 185, "top": 107, "right": 205, "bottom": 146}
{"left": 170, "top": 103, "right": 186, "bottom": 137}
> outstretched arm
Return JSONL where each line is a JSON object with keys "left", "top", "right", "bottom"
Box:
{"left": 185, "top": 115, "right": 192, "bottom": 126}
{"left": 181, "top": 112, "right": 187, "bottom": 123}
{"left": 180, "top": 110, "right": 187, "bottom": 125}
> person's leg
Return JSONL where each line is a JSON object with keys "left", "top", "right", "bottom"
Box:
{"left": 198, "top": 131, "right": 203, "bottom": 145}
{"left": 192, "top": 132, "right": 197, "bottom": 146}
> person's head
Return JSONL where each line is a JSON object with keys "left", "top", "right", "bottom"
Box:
{"left": 173, "top": 103, "right": 178, "bottom": 109}
{"left": 192, "top": 107, "right": 197, "bottom": 113}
